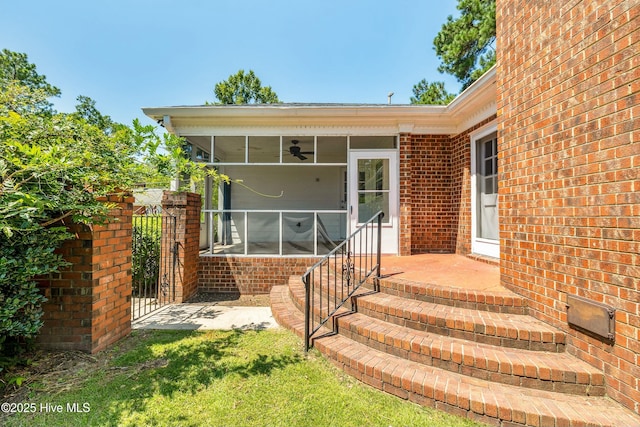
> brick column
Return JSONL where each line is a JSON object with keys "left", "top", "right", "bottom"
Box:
{"left": 398, "top": 133, "right": 412, "bottom": 256}
{"left": 37, "top": 193, "right": 133, "bottom": 353}
{"left": 161, "top": 191, "right": 202, "bottom": 303}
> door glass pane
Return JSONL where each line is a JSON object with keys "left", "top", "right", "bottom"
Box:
{"left": 484, "top": 177, "right": 494, "bottom": 194}
{"left": 477, "top": 134, "right": 498, "bottom": 240}
{"left": 358, "top": 192, "right": 389, "bottom": 223}
{"left": 483, "top": 140, "right": 493, "bottom": 157}
{"left": 484, "top": 158, "right": 493, "bottom": 176}
{"left": 358, "top": 159, "right": 389, "bottom": 191}
{"left": 357, "top": 158, "right": 390, "bottom": 223}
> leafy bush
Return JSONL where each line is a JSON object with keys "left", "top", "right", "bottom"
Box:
{"left": 0, "top": 226, "right": 69, "bottom": 372}
{"left": 0, "top": 228, "right": 66, "bottom": 337}
{"left": 0, "top": 49, "right": 222, "bottom": 363}
{"left": 0, "top": 52, "right": 148, "bottom": 359}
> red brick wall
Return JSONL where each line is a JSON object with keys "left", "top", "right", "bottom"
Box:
{"left": 198, "top": 257, "right": 317, "bottom": 294}
{"left": 408, "top": 134, "right": 454, "bottom": 254}
{"left": 497, "top": 0, "right": 639, "bottom": 413}
{"left": 450, "top": 116, "right": 498, "bottom": 256}
{"left": 162, "top": 191, "right": 202, "bottom": 303}
{"left": 399, "top": 118, "right": 496, "bottom": 256}
{"left": 37, "top": 194, "right": 133, "bottom": 353}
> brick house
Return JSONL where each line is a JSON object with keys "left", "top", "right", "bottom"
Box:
{"left": 143, "top": 0, "right": 639, "bottom": 422}
{"left": 143, "top": 67, "right": 497, "bottom": 291}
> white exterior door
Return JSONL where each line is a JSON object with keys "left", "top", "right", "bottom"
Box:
{"left": 472, "top": 129, "right": 499, "bottom": 258}
{"left": 349, "top": 151, "right": 398, "bottom": 254}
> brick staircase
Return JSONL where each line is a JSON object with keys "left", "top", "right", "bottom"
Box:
{"left": 270, "top": 270, "right": 640, "bottom": 427}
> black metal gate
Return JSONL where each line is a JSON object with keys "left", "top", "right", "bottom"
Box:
{"left": 131, "top": 208, "right": 177, "bottom": 321}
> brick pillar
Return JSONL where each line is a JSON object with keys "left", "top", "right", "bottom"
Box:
{"left": 398, "top": 133, "right": 412, "bottom": 256}
{"left": 161, "top": 191, "right": 202, "bottom": 303}
{"left": 37, "top": 193, "right": 133, "bottom": 353}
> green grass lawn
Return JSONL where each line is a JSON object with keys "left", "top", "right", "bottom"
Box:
{"left": 3, "top": 329, "right": 486, "bottom": 427}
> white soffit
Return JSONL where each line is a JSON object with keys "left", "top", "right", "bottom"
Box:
{"left": 143, "top": 67, "right": 496, "bottom": 136}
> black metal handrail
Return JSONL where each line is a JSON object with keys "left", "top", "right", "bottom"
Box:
{"left": 302, "top": 211, "right": 384, "bottom": 351}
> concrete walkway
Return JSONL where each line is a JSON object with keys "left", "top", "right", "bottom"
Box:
{"left": 132, "top": 303, "right": 280, "bottom": 331}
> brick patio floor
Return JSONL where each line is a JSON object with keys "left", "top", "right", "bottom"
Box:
{"left": 379, "top": 254, "right": 502, "bottom": 291}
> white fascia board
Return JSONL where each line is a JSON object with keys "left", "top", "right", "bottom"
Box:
{"left": 143, "top": 104, "right": 449, "bottom": 123}
{"left": 145, "top": 106, "right": 457, "bottom": 135}
{"left": 446, "top": 66, "right": 496, "bottom": 113}
{"left": 446, "top": 66, "right": 497, "bottom": 133}
{"left": 142, "top": 68, "right": 496, "bottom": 137}
{"left": 174, "top": 123, "right": 459, "bottom": 137}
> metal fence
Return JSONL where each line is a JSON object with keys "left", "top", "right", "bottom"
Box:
{"left": 131, "top": 210, "right": 177, "bottom": 321}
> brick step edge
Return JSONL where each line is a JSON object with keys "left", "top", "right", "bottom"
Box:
{"left": 373, "top": 277, "right": 528, "bottom": 314}
{"left": 337, "top": 311, "right": 605, "bottom": 396}
{"left": 270, "top": 285, "right": 640, "bottom": 427}
{"left": 286, "top": 277, "right": 604, "bottom": 395}
{"left": 323, "top": 259, "right": 527, "bottom": 314}
{"left": 289, "top": 276, "right": 567, "bottom": 352}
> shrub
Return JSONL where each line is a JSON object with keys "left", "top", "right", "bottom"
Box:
{"left": 0, "top": 63, "right": 144, "bottom": 357}
{"left": 0, "top": 226, "right": 69, "bottom": 369}
{"left": 0, "top": 49, "right": 221, "bottom": 362}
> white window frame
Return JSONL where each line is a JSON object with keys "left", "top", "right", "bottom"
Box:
{"left": 470, "top": 122, "right": 499, "bottom": 259}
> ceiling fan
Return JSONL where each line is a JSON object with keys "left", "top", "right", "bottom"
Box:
{"left": 289, "top": 140, "right": 314, "bottom": 161}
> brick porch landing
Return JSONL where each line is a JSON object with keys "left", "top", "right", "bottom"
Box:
{"left": 270, "top": 255, "right": 640, "bottom": 427}
{"left": 380, "top": 254, "right": 502, "bottom": 292}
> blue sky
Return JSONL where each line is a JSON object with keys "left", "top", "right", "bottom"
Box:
{"left": 1, "top": 0, "right": 461, "bottom": 126}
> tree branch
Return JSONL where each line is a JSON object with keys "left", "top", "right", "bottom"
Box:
{"left": 39, "top": 210, "right": 74, "bottom": 227}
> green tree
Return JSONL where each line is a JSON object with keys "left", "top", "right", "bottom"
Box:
{"left": 0, "top": 49, "right": 60, "bottom": 114}
{"left": 73, "top": 95, "right": 116, "bottom": 133}
{"left": 434, "top": 0, "right": 496, "bottom": 89}
{"left": 410, "top": 80, "right": 456, "bottom": 105}
{"left": 0, "top": 50, "right": 220, "bottom": 360}
{"left": 0, "top": 83, "right": 144, "bottom": 352}
{"left": 212, "top": 69, "right": 279, "bottom": 104}
{"left": 409, "top": 0, "right": 495, "bottom": 103}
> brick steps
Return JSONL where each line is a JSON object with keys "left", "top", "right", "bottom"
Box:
{"left": 325, "top": 259, "right": 526, "bottom": 314}
{"left": 372, "top": 277, "right": 528, "bottom": 314}
{"left": 355, "top": 292, "right": 565, "bottom": 352}
{"left": 287, "top": 277, "right": 604, "bottom": 396}
{"left": 336, "top": 312, "right": 604, "bottom": 396}
{"left": 291, "top": 277, "right": 565, "bottom": 352}
{"left": 270, "top": 285, "right": 640, "bottom": 427}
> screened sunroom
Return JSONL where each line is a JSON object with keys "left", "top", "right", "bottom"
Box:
{"left": 181, "top": 132, "right": 397, "bottom": 257}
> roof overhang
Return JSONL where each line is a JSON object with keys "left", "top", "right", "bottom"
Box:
{"left": 143, "top": 66, "right": 496, "bottom": 136}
